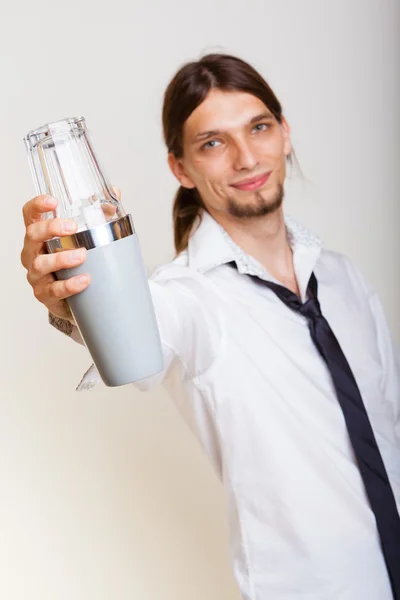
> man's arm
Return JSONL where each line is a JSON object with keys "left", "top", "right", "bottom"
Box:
{"left": 368, "top": 290, "right": 400, "bottom": 438}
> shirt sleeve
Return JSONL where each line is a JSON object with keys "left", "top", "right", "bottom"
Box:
{"left": 344, "top": 257, "right": 400, "bottom": 437}
{"left": 367, "top": 290, "right": 400, "bottom": 438}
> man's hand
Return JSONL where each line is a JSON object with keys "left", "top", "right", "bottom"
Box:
{"left": 21, "top": 189, "right": 120, "bottom": 323}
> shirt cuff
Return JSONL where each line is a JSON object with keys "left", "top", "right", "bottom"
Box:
{"left": 76, "top": 363, "right": 102, "bottom": 392}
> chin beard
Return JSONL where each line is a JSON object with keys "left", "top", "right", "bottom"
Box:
{"left": 227, "top": 183, "right": 284, "bottom": 219}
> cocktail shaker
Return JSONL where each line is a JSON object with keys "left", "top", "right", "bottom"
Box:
{"left": 24, "top": 117, "right": 164, "bottom": 387}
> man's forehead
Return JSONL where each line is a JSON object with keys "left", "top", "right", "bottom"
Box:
{"left": 184, "top": 90, "right": 273, "bottom": 137}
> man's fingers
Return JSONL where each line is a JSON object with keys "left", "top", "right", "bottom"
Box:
{"left": 26, "top": 217, "right": 78, "bottom": 244}
{"left": 29, "top": 248, "right": 87, "bottom": 284}
{"left": 23, "top": 190, "right": 120, "bottom": 229}
{"left": 48, "top": 274, "right": 91, "bottom": 301}
{"left": 111, "top": 186, "right": 121, "bottom": 201}
{"left": 22, "top": 195, "right": 58, "bottom": 227}
{"left": 22, "top": 212, "right": 77, "bottom": 272}
{"left": 101, "top": 186, "right": 121, "bottom": 218}
{"left": 102, "top": 203, "right": 118, "bottom": 218}
{"left": 35, "top": 273, "right": 91, "bottom": 305}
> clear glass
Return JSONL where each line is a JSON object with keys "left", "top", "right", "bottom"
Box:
{"left": 24, "top": 117, "right": 124, "bottom": 232}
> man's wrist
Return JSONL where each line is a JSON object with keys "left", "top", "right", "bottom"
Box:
{"left": 48, "top": 311, "right": 76, "bottom": 336}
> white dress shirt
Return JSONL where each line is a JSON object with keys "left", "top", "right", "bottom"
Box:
{"left": 51, "top": 210, "right": 400, "bottom": 600}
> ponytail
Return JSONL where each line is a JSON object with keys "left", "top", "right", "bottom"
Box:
{"left": 173, "top": 186, "right": 204, "bottom": 254}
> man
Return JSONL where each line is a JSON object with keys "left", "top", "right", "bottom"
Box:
{"left": 21, "top": 54, "right": 400, "bottom": 600}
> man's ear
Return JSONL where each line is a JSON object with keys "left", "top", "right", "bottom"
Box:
{"left": 168, "top": 153, "right": 196, "bottom": 189}
{"left": 281, "top": 117, "right": 292, "bottom": 157}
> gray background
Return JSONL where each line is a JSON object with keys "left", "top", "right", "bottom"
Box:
{"left": 1, "top": 0, "right": 398, "bottom": 598}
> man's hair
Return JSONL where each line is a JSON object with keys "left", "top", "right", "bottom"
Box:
{"left": 162, "top": 53, "right": 297, "bottom": 254}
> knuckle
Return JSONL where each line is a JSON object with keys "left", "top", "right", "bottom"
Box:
{"left": 47, "top": 284, "right": 57, "bottom": 300}
{"left": 20, "top": 247, "right": 28, "bottom": 269}
{"left": 26, "top": 223, "right": 37, "bottom": 241}
{"left": 63, "top": 278, "right": 74, "bottom": 294}
{"left": 31, "top": 254, "right": 44, "bottom": 274}
{"left": 25, "top": 224, "right": 33, "bottom": 240}
{"left": 51, "top": 282, "right": 63, "bottom": 300}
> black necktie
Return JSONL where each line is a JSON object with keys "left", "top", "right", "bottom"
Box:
{"left": 231, "top": 263, "right": 400, "bottom": 598}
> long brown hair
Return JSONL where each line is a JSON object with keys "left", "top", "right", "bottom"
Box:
{"left": 162, "top": 53, "right": 298, "bottom": 254}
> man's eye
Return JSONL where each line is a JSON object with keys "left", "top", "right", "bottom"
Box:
{"left": 252, "top": 123, "right": 269, "bottom": 133}
{"left": 202, "top": 139, "right": 221, "bottom": 150}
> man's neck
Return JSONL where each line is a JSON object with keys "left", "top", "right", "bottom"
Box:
{"left": 209, "top": 207, "right": 299, "bottom": 294}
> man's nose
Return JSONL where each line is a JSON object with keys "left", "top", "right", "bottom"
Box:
{"left": 232, "top": 139, "right": 258, "bottom": 171}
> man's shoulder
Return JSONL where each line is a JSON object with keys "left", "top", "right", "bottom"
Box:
{"left": 319, "top": 247, "right": 359, "bottom": 273}
{"left": 149, "top": 250, "right": 199, "bottom": 284}
{"left": 319, "top": 247, "right": 353, "bottom": 268}
{"left": 317, "top": 247, "right": 371, "bottom": 296}
{"left": 147, "top": 250, "right": 218, "bottom": 310}
{"left": 147, "top": 251, "right": 226, "bottom": 333}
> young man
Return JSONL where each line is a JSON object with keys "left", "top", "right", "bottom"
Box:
{"left": 21, "top": 54, "right": 400, "bottom": 600}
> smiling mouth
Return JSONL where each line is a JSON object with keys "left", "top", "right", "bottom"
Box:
{"left": 231, "top": 172, "right": 271, "bottom": 191}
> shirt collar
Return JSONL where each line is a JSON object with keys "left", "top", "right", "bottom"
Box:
{"left": 187, "top": 209, "right": 323, "bottom": 301}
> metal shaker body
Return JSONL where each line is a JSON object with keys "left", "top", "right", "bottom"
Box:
{"left": 24, "top": 117, "right": 164, "bottom": 386}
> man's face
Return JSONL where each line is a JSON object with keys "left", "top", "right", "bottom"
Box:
{"left": 169, "top": 89, "right": 292, "bottom": 219}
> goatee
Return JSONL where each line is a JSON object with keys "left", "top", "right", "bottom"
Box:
{"left": 227, "top": 183, "right": 284, "bottom": 219}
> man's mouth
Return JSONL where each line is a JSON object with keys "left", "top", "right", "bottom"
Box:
{"left": 230, "top": 172, "right": 271, "bottom": 192}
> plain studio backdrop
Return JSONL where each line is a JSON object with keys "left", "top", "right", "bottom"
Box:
{"left": 1, "top": 0, "right": 399, "bottom": 598}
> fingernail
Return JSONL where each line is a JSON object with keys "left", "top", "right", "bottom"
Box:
{"left": 77, "top": 275, "right": 88, "bottom": 285}
{"left": 63, "top": 221, "right": 76, "bottom": 233}
{"left": 44, "top": 196, "right": 55, "bottom": 206}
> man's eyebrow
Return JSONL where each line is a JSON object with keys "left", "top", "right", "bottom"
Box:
{"left": 193, "top": 129, "right": 221, "bottom": 142}
{"left": 249, "top": 112, "right": 275, "bottom": 124}
{"left": 192, "top": 112, "right": 275, "bottom": 142}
